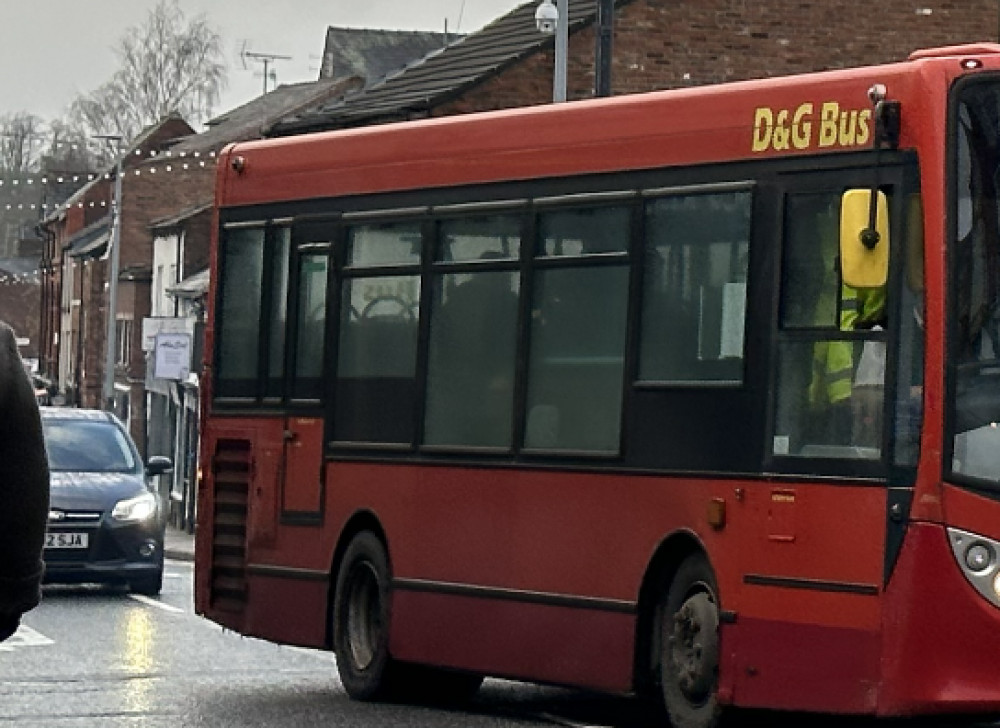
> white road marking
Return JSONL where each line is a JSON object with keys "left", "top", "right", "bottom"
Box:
{"left": 0, "top": 625, "right": 54, "bottom": 652}
{"left": 128, "top": 594, "right": 185, "bottom": 613}
{"left": 537, "top": 713, "right": 609, "bottom": 728}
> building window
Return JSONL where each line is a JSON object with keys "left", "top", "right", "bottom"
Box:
{"left": 116, "top": 318, "right": 133, "bottom": 367}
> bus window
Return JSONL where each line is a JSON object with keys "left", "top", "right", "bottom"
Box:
{"left": 949, "top": 85, "right": 1000, "bottom": 484}
{"left": 436, "top": 214, "right": 520, "bottom": 262}
{"left": 536, "top": 206, "right": 629, "bottom": 256}
{"left": 334, "top": 222, "right": 422, "bottom": 445}
{"left": 525, "top": 206, "right": 629, "bottom": 452}
{"left": 424, "top": 215, "right": 521, "bottom": 449}
{"left": 345, "top": 220, "right": 421, "bottom": 267}
{"left": 265, "top": 227, "right": 291, "bottom": 397}
{"left": 895, "top": 198, "right": 924, "bottom": 470}
{"left": 639, "top": 189, "right": 751, "bottom": 384}
{"left": 291, "top": 253, "right": 329, "bottom": 400}
{"left": 216, "top": 226, "right": 265, "bottom": 398}
{"left": 773, "top": 192, "right": 887, "bottom": 459}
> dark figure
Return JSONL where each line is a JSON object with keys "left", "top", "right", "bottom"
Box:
{"left": 0, "top": 322, "right": 49, "bottom": 641}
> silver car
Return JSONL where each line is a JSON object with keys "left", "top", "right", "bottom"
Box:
{"left": 40, "top": 407, "right": 171, "bottom": 595}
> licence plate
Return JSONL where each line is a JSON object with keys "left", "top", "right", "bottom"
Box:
{"left": 45, "top": 532, "right": 89, "bottom": 549}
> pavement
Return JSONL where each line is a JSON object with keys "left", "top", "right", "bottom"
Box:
{"left": 164, "top": 525, "right": 195, "bottom": 561}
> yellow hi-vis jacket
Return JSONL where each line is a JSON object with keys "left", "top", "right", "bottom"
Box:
{"left": 809, "top": 284, "right": 886, "bottom": 407}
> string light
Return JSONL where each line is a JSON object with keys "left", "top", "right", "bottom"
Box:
{"left": 0, "top": 155, "right": 217, "bottom": 186}
{"left": 4, "top": 199, "right": 112, "bottom": 211}
{"left": 0, "top": 265, "right": 42, "bottom": 285}
{"left": 0, "top": 136, "right": 220, "bottom": 222}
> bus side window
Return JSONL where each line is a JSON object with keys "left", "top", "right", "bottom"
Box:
{"left": 525, "top": 206, "right": 630, "bottom": 453}
{"left": 216, "top": 226, "right": 265, "bottom": 398}
{"left": 291, "top": 253, "right": 328, "bottom": 400}
{"left": 773, "top": 192, "right": 887, "bottom": 460}
{"left": 264, "top": 227, "right": 291, "bottom": 398}
{"left": 638, "top": 189, "right": 752, "bottom": 384}
{"left": 333, "top": 222, "right": 422, "bottom": 446}
{"left": 424, "top": 214, "right": 521, "bottom": 450}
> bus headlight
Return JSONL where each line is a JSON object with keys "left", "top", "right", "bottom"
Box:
{"left": 112, "top": 492, "right": 158, "bottom": 523}
{"left": 966, "top": 542, "right": 994, "bottom": 572}
{"left": 949, "top": 528, "right": 1000, "bottom": 608}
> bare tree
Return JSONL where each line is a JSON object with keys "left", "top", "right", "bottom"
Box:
{"left": 70, "top": 0, "right": 226, "bottom": 144}
{"left": 0, "top": 113, "right": 45, "bottom": 173}
{"left": 41, "top": 120, "right": 98, "bottom": 174}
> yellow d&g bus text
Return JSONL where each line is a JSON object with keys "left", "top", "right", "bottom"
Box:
{"left": 752, "top": 102, "right": 872, "bottom": 153}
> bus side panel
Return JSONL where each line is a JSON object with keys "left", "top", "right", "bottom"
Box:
{"left": 880, "top": 518, "right": 1000, "bottom": 715}
{"left": 323, "top": 462, "right": 886, "bottom": 704}
{"left": 729, "top": 609, "right": 880, "bottom": 713}
{"left": 390, "top": 591, "right": 635, "bottom": 693}
{"left": 724, "top": 483, "right": 885, "bottom": 714}
{"left": 244, "top": 573, "right": 329, "bottom": 648}
{"left": 195, "top": 417, "right": 289, "bottom": 634}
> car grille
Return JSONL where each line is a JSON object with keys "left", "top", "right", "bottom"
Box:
{"left": 49, "top": 510, "right": 102, "bottom": 525}
{"left": 45, "top": 511, "right": 108, "bottom": 563}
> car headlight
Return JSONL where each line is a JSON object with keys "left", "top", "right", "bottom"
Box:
{"left": 112, "top": 492, "right": 157, "bottom": 523}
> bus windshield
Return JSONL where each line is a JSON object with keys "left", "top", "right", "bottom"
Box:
{"left": 950, "top": 76, "right": 1000, "bottom": 486}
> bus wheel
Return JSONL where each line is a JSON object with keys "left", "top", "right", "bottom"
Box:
{"left": 657, "top": 553, "right": 721, "bottom": 728}
{"left": 332, "top": 532, "right": 400, "bottom": 700}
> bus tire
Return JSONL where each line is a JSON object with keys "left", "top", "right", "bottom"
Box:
{"left": 332, "top": 531, "right": 401, "bottom": 701}
{"left": 656, "top": 552, "right": 722, "bottom": 728}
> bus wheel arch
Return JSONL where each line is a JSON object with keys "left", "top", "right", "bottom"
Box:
{"left": 634, "top": 533, "right": 722, "bottom": 728}
{"left": 326, "top": 515, "right": 485, "bottom": 704}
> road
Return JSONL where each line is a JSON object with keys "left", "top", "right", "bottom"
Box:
{"left": 1, "top": 559, "right": 997, "bottom": 728}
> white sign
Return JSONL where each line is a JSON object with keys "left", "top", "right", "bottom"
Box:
{"left": 153, "top": 333, "right": 192, "bottom": 381}
{"left": 142, "top": 317, "right": 194, "bottom": 352}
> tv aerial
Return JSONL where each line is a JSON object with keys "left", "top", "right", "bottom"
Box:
{"left": 237, "top": 40, "right": 292, "bottom": 95}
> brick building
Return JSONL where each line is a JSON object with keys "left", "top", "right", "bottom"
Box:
{"left": 274, "top": 0, "right": 1000, "bottom": 135}
{"left": 40, "top": 27, "right": 444, "bottom": 478}
{"left": 0, "top": 255, "right": 41, "bottom": 364}
{"left": 38, "top": 115, "right": 214, "bottom": 448}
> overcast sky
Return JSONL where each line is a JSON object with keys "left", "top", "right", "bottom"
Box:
{"left": 1, "top": 0, "right": 526, "bottom": 124}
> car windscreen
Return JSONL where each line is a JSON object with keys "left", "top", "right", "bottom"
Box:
{"left": 42, "top": 420, "right": 138, "bottom": 473}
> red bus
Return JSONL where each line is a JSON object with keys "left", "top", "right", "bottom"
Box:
{"left": 196, "top": 43, "right": 1000, "bottom": 726}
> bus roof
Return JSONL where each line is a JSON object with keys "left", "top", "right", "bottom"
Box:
{"left": 217, "top": 44, "right": 1000, "bottom": 209}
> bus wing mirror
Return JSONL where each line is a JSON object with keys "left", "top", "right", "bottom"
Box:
{"left": 841, "top": 189, "right": 889, "bottom": 288}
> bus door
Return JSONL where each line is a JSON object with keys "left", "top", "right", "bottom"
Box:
{"left": 280, "top": 417, "right": 324, "bottom": 515}
{"left": 735, "top": 164, "right": 917, "bottom": 713}
{"left": 279, "top": 234, "right": 333, "bottom": 520}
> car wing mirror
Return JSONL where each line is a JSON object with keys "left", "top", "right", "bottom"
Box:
{"left": 146, "top": 455, "right": 173, "bottom": 476}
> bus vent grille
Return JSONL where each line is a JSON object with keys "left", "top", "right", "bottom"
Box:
{"left": 210, "top": 438, "right": 251, "bottom": 612}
